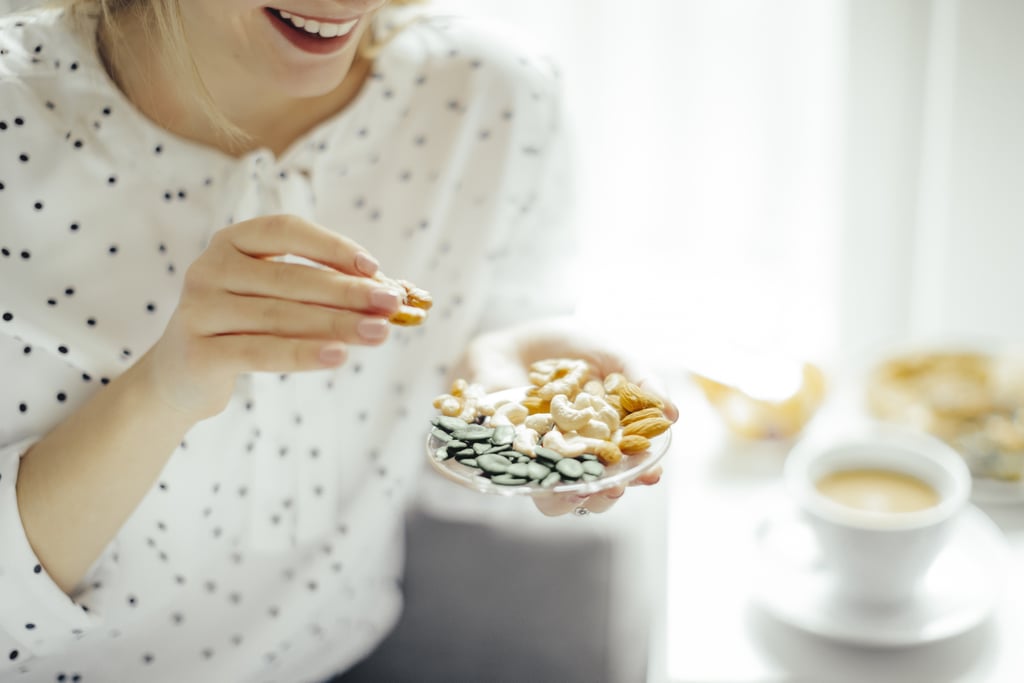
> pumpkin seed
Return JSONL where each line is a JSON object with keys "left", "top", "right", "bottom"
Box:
{"left": 431, "top": 428, "right": 453, "bottom": 443}
{"left": 508, "top": 463, "right": 530, "bottom": 478}
{"left": 491, "top": 425, "right": 515, "bottom": 446}
{"left": 460, "top": 458, "right": 479, "bottom": 468}
{"left": 452, "top": 425, "right": 494, "bottom": 442}
{"left": 491, "top": 474, "right": 528, "bottom": 486}
{"left": 581, "top": 461, "right": 605, "bottom": 477}
{"left": 555, "top": 459, "right": 584, "bottom": 479}
{"left": 534, "top": 446, "right": 562, "bottom": 464}
{"left": 435, "top": 416, "right": 470, "bottom": 432}
{"left": 527, "top": 463, "right": 551, "bottom": 480}
{"left": 476, "top": 452, "right": 512, "bottom": 474}
{"left": 540, "top": 472, "right": 562, "bottom": 488}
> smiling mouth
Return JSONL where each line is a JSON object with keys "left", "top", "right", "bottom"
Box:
{"left": 268, "top": 7, "right": 360, "bottom": 38}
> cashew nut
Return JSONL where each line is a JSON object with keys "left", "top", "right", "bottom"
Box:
{"left": 583, "top": 379, "right": 606, "bottom": 398}
{"left": 529, "top": 358, "right": 592, "bottom": 402}
{"left": 524, "top": 412, "right": 555, "bottom": 435}
{"left": 603, "top": 372, "right": 628, "bottom": 395}
{"left": 513, "top": 427, "right": 540, "bottom": 456}
{"left": 490, "top": 401, "right": 528, "bottom": 426}
{"left": 550, "top": 394, "right": 595, "bottom": 432}
{"left": 572, "top": 392, "right": 621, "bottom": 432}
{"left": 578, "top": 419, "right": 611, "bottom": 440}
{"left": 541, "top": 428, "right": 588, "bottom": 457}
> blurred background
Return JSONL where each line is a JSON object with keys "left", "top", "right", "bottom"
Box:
{"left": 435, "top": 0, "right": 1022, "bottom": 375}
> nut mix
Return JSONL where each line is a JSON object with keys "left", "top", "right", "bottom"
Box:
{"left": 374, "top": 272, "right": 433, "bottom": 326}
{"left": 430, "top": 358, "right": 673, "bottom": 487}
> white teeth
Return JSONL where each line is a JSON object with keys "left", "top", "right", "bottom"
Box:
{"left": 334, "top": 19, "right": 357, "bottom": 36}
{"left": 277, "top": 9, "right": 359, "bottom": 39}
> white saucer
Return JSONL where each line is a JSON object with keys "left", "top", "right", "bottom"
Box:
{"left": 749, "top": 503, "right": 1009, "bottom": 648}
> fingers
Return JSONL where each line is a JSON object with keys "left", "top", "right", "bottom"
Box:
{"left": 193, "top": 293, "right": 391, "bottom": 345}
{"left": 220, "top": 253, "right": 403, "bottom": 314}
{"left": 630, "top": 466, "right": 663, "bottom": 487}
{"left": 580, "top": 485, "right": 626, "bottom": 514}
{"left": 532, "top": 485, "right": 628, "bottom": 517}
{"left": 533, "top": 494, "right": 582, "bottom": 517}
{"left": 216, "top": 214, "right": 378, "bottom": 277}
{"left": 210, "top": 335, "right": 349, "bottom": 374}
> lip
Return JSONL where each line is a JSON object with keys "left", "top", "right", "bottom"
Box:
{"left": 263, "top": 7, "right": 361, "bottom": 56}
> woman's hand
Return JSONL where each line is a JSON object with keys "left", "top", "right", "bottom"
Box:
{"left": 453, "top": 316, "right": 678, "bottom": 517}
{"left": 139, "top": 214, "right": 404, "bottom": 421}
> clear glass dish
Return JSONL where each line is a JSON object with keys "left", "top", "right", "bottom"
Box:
{"left": 425, "top": 387, "right": 672, "bottom": 497}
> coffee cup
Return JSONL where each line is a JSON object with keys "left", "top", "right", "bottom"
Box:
{"left": 783, "top": 423, "right": 972, "bottom": 605}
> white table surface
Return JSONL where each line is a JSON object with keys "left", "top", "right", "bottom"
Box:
{"left": 649, "top": 374, "right": 1024, "bottom": 683}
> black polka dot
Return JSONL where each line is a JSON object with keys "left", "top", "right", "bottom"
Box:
{"left": 2, "top": 312, "right": 11, "bottom": 322}
{"left": 19, "top": 403, "right": 28, "bottom": 413}
{"left": 18, "top": 153, "right": 28, "bottom": 162}
{"left": 56, "top": 392, "right": 66, "bottom": 402}
{"left": 8, "top": 650, "right": 17, "bottom": 660}
{"left": 58, "top": 345, "right": 68, "bottom": 354}
{"left": 33, "top": 201, "right": 43, "bottom": 210}
{"left": 70, "top": 222, "right": 80, "bottom": 231}
{"left": 20, "top": 250, "right": 30, "bottom": 259}
{"left": 146, "top": 302, "right": 156, "bottom": 312}
{"left": 86, "top": 317, "right": 96, "bottom": 326}
{"left": 33, "top": 564, "right": 41, "bottom": 573}
{"left": 108, "top": 245, "right": 118, "bottom": 254}
{"left": 24, "top": 623, "right": 35, "bottom": 630}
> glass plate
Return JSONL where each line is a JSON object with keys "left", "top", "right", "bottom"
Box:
{"left": 425, "top": 387, "right": 671, "bottom": 497}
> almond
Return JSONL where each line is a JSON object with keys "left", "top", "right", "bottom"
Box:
{"left": 622, "top": 417, "right": 672, "bottom": 439}
{"left": 591, "top": 440, "right": 623, "bottom": 465}
{"left": 621, "top": 407, "right": 665, "bottom": 427}
{"left": 619, "top": 382, "right": 665, "bottom": 412}
{"left": 618, "top": 434, "right": 652, "bottom": 454}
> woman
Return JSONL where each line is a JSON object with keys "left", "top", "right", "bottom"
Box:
{"left": 0, "top": 1, "right": 671, "bottom": 680}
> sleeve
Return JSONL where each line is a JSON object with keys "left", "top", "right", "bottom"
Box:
{"left": 0, "top": 74, "right": 102, "bottom": 671}
{"left": 0, "top": 436, "right": 100, "bottom": 671}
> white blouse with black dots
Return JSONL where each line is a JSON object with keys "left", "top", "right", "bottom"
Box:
{"left": 0, "top": 7, "right": 570, "bottom": 682}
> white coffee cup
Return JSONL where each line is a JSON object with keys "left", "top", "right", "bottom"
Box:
{"left": 783, "top": 423, "right": 972, "bottom": 605}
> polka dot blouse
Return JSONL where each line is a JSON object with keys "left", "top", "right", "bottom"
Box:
{"left": 0, "top": 6, "right": 570, "bottom": 682}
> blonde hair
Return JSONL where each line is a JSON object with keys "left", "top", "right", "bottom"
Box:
{"left": 59, "top": 0, "right": 422, "bottom": 147}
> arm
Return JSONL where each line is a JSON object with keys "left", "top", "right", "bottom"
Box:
{"left": 15, "top": 353, "right": 196, "bottom": 594}
{"left": 7, "top": 215, "right": 403, "bottom": 594}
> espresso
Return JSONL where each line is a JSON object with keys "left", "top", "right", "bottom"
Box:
{"left": 816, "top": 469, "right": 940, "bottom": 513}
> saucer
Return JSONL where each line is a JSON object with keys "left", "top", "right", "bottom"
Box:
{"left": 749, "top": 503, "right": 1009, "bottom": 648}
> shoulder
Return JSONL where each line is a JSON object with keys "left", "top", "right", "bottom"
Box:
{"left": 381, "top": 10, "right": 564, "bottom": 121}
{"left": 1, "top": 8, "right": 80, "bottom": 78}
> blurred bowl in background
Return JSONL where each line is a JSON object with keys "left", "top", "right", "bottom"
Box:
{"left": 691, "top": 359, "right": 827, "bottom": 441}
{"left": 864, "top": 344, "right": 1024, "bottom": 489}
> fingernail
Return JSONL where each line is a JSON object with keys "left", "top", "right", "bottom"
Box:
{"left": 355, "top": 252, "right": 379, "bottom": 277}
{"left": 319, "top": 344, "right": 347, "bottom": 366}
{"left": 369, "top": 288, "right": 402, "bottom": 312}
{"left": 357, "top": 317, "right": 389, "bottom": 342}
